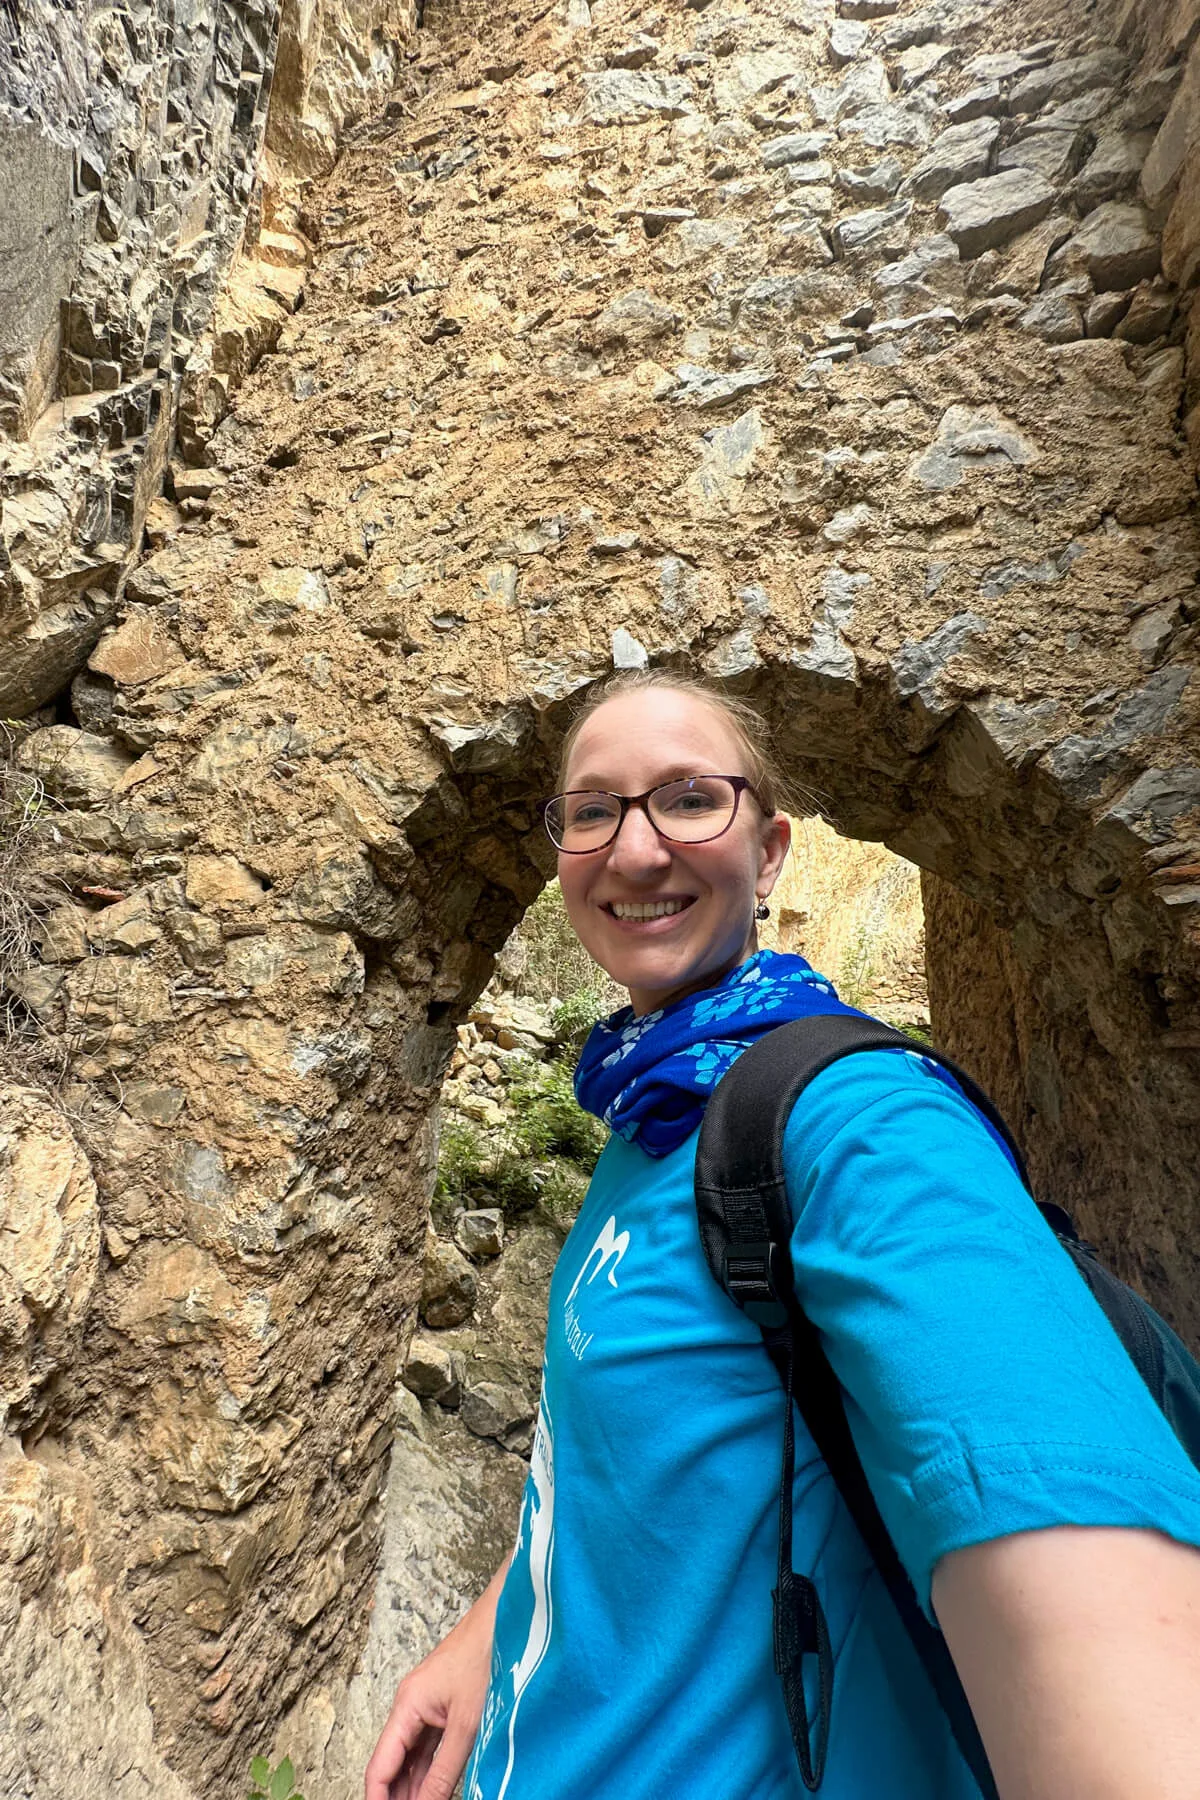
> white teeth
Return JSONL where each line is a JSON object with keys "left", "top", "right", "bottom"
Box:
{"left": 609, "top": 899, "right": 689, "bottom": 921}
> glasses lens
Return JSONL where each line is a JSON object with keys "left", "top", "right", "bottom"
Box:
{"left": 648, "top": 777, "right": 738, "bottom": 842}
{"left": 546, "top": 791, "right": 622, "bottom": 850}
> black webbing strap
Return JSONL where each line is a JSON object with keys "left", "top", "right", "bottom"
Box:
{"left": 695, "top": 1014, "right": 1008, "bottom": 1800}
{"left": 765, "top": 1321, "right": 834, "bottom": 1789}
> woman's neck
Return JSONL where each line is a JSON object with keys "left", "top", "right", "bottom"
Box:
{"left": 626, "top": 934, "right": 761, "bottom": 1017}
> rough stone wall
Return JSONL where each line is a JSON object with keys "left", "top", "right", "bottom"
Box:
{"left": 0, "top": 0, "right": 414, "bottom": 720}
{"left": 1110, "top": 0, "right": 1200, "bottom": 465}
{"left": 4, "top": 0, "right": 1200, "bottom": 1790}
{"left": 922, "top": 0, "right": 1200, "bottom": 1301}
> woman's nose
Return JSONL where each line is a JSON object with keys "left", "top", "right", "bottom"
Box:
{"left": 606, "top": 802, "right": 672, "bottom": 871}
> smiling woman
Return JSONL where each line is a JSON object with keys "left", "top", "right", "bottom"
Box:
{"left": 367, "top": 673, "right": 1200, "bottom": 1800}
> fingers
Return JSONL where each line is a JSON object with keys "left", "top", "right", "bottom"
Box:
{"left": 391, "top": 1724, "right": 439, "bottom": 1800}
{"left": 366, "top": 1698, "right": 443, "bottom": 1800}
{"left": 415, "top": 1714, "right": 479, "bottom": 1800}
{"left": 406, "top": 1727, "right": 439, "bottom": 1797}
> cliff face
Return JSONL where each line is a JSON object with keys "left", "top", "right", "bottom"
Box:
{"left": 0, "top": 0, "right": 414, "bottom": 719}
{"left": 2, "top": 0, "right": 1200, "bottom": 1790}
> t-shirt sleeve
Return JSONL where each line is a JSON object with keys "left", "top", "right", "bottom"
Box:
{"left": 783, "top": 1050, "right": 1200, "bottom": 1617}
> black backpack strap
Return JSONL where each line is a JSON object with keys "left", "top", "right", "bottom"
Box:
{"left": 695, "top": 1014, "right": 1006, "bottom": 1800}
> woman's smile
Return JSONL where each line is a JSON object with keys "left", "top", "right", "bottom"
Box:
{"left": 601, "top": 896, "right": 697, "bottom": 927}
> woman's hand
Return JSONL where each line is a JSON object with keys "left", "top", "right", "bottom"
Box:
{"left": 365, "top": 1558, "right": 509, "bottom": 1800}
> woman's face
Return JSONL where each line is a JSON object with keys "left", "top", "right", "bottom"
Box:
{"left": 556, "top": 689, "right": 790, "bottom": 1015}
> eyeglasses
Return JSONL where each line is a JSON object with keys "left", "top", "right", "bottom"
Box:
{"left": 542, "top": 775, "right": 758, "bottom": 853}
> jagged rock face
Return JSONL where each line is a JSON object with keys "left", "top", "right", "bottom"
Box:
{"left": 0, "top": 0, "right": 415, "bottom": 718}
{"left": 1, "top": 0, "right": 1200, "bottom": 1791}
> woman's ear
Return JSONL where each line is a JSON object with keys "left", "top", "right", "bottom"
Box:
{"left": 756, "top": 811, "right": 791, "bottom": 899}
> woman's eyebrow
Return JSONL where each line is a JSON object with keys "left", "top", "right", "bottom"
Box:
{"left": 564, "top": 765, "right": 710, "bottom": 790}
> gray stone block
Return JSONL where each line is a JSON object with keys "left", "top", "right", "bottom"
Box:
{"left": 1068, "top": 201, "right": 1160, "bottom": 290}
{"left": 1009, "top": 50, "right": 1126, "bottom": 115}
{"left": 938, "top": 169, "right": 1056, "bottom": 258}
{"left": 903, "top": 118, "right": 1001, "bottom": 202}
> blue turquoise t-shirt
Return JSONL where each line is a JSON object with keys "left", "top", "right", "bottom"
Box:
{"left": 464, "top": 1051, "right": 1200, "bottom": 1799}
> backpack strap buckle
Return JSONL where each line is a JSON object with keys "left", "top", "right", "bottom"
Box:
{"left": 723, "top": 1240, "right": 788, "bottom": 1328}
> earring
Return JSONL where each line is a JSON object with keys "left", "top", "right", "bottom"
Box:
{"left": 755, "top": 901, "right": 770, "bottom": 920}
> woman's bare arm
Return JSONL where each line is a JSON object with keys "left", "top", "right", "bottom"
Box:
{"left": 933, "top": 1526, "right": 1200, "bottom": 1800}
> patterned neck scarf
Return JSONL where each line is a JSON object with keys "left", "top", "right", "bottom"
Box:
{"left": 573, "top": 949, "right": 858, "bottom": 1159}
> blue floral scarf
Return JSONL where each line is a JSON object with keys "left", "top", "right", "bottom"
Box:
{"left": 573, "top": 949, "right": 861, "bottom": 1158}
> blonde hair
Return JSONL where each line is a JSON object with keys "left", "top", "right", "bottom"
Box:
{"left": 557, "top": 670, "right": 807, "bottom": 817}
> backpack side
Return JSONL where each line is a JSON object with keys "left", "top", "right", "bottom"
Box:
{"left": 1043, "top": 1213, "right": 1200, "bottom": 1465}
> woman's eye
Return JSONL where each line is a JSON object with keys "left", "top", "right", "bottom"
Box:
{"left": 572, "top": 800, "right": 618, "bottom": 826}
{"left": 664, "top": 789, "right": 716, "bottom": 813}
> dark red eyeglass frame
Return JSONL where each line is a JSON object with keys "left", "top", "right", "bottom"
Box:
{"left": 541, "top": 775, "right": 758, "bottom": 853}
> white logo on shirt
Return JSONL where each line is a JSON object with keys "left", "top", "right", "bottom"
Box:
{"left": 467, "top": 1393, "right": 556, "bottom": 1800}
{"left": 563, "top": 1214, "right": 630, "bottom": 1361}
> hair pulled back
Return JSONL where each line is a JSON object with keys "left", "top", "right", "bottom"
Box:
{"left": 557, "top": 670, "right": 807, "bottom": 819}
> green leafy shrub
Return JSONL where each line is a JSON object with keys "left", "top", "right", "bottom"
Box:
{"left": 435, "top": 1118, "right": 489, "bottom": 1203}
{"left": 435, "top": 1055, "right": 607, "bottom": 1229}
{"left": 247, "top": 1754, "right": 304, "bottom": 1800}
{"left": 552, "top": 982, "right": 609, "bottom": 1050}
{"left": 506, "top": 1059, "right": 608, "bottom": 1167}
{"left": 837, "top": 923, "right": 876, "bottom": 1011}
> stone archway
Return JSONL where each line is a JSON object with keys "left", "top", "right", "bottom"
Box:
{"left": 4, "top": 0, "right": 1200, "bottom": 1789}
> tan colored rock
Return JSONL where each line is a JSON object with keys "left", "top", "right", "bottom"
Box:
{"left": 0, "top": 1449, "right": 59, "bottom": 1598}
{"left": 937, "top": 169, "right": 1056, "bottom": 258}
{"left": 114, "top": 1241, "right": 242, "bottom": 1346}
{"left": 17, "top": 726, "right": 134, "bottom": 805}
{"left": 402, "top": 1330, "right": 462, "bottom": 1403}
{"left": 455, "top": 1208, "right": 504, "bottom": 1258}
{"left": 165, "top": 906, "right": 226, "bottom": 967}
{"left": 1069, "top": 200, "right": 1161, "bottom": 289}
{"left": 5, "top": 0, "right": 1200, "bottom": 1792}
{"left": 184, "top": 853, "right": 266, "bottom": 908}
{"left": 420, "top": 1237, "right": 478, "bottom": 1328}
{"left": 146, "top": 1379, "right": 303, "bottom": 1512}
{"left": 89, "top": 612, "right": 184, "bottom": 686}
{"left": 37, "top": 903, "right": 90, "bottom": 963}
{"left": 86, "top": 893, "right": 162, "bottom": 952}
{"left": 0, "top": 1087, "right": 100, "bottom": 1425}
{"left": 1162, "top": 151, "right": 1200, "bottom": 289}
{"left": 1140, "top": 46, "right": 1200, "bottom": 215}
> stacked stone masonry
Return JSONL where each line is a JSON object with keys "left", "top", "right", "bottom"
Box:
{"left": 2, "top": 0, "right": 1200, "bottom": 1792}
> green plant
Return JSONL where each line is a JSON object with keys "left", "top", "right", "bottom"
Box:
{"left": 0, "top": 722, "right": 68, "bottom": 1092}
{"left": 552, "top": 982, "right": 608, "bottom": 1049}
{"left": 435, "top": 1055, "right": 607, "bottom": 1229}
{"left": 247, "top": 1754, "right": 304, "bottom": 1800}
{"left": 883, "top": 1015, "right": 933, "bottom": 1046}
{"left": 434, "top": 1117, "right": 489, "bottom": 1204}
{"left": 0, "top": 724, "right": 45, "bottom": 999}
{"left": 506, "top": 1058, "right": 608, "bottom": 1168}
{"left": 837, "top": 923, "right": 876, "bottom": 1011}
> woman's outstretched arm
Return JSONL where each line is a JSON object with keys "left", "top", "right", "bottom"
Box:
{"left": 934, "top": 1525, "right": 1200, "bottom": 1800}
{"left": 365, "top": 1554, "right": 510, "bottom": 1800}
{"left": 781, "top": 1051, "right": 1200, "bottom": 1796}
